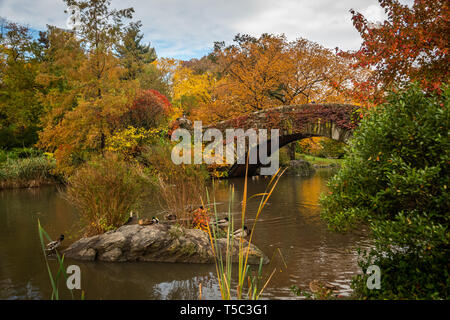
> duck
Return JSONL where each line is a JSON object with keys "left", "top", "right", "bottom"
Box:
{"left": 211, "top": 217, "right": 229, "bottom": 228}
{"left": 233, "top": 226, "right": 251, "bottom": 238}
{"left": 138, "top": 217, "right": 159, "bottom": 226}
{"left": 125, "top": 211, "right": 137, "bottom": 225}
{"left": 165, "top": 213, "right": 177, "bottom": 221}
{"left": 309, "top": 280, "right": 338, "bottom": 296}
{"left": 45, "top": 234, "right": 64, "bottom": 252}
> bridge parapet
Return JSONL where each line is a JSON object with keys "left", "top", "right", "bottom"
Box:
{"left": 206, "top": 103, "right": 360, "bottom": 143}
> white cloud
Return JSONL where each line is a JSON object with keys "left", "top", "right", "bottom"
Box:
{"left": 0, "top": 0, "right": 396, "bottom": 59}
{"left": 361, "top": 4, "right": 386, "bottom": 23}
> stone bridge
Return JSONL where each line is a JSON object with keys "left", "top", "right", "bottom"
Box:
{"left": 178, "top": 103, "right": 361, "bottom": 177}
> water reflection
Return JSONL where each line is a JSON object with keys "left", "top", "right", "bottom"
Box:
{"left": 0, "top": 170, "right": 369, "bottom": 299}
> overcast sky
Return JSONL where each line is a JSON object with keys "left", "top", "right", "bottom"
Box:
{"left": 0, "top": 0, "right": 395, "bottom": 60}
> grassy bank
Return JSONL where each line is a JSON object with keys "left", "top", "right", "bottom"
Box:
{"left": 296, "top": 153, "right": 343, "bottom": 167}
{"left": 0, "top": 155, "right": 60, "bottom": 189}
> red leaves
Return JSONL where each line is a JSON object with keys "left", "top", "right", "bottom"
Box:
{"left": 125, "top": 89, "right": 172, "bottom": 129}
{"left": 347, "top": 0, "right": 449, "bottom": 102}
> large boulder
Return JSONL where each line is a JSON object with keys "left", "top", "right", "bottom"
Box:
{"left": 284, "top": 159, "right": 316, "bottom": 176}
{"left": 63, "top": 224, "right": 268, "bottom": 265}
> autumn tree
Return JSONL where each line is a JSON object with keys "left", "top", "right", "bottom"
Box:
{"left": 0, "top": 21, "right": 44, "bottom": 148}
{"left": 281, "top": 38, "right": 357, "bottom": 105}
{"left": 213, "top": 34, "right": 287, "bottom": 114}
{"left": 63, "top": 0, "right": 134, "bottom": 97}
{"left": 37, "top": 0, "right": 140, "bottom": 174}
{"left": 172, "top": 65, "right": 216, "bottom": 116}
{"left": 189, "top": 34, "right": 361, "bottom": 124}
{"left": 121, "top": 89, "right": 172, "bottom": 130}
{"left": 137, "top": 58, "right": 177, "bottom": 100}
{"left": 347, "top": 0, "right": 449, "bottom": 102}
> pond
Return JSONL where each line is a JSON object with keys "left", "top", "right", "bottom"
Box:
{"left": 0, "top": 169, "right": 370, "bottom": 300}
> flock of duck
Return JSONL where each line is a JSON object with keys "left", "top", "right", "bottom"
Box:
{"left": 126, "top": 206, "right": 251, "bottom": 238}
{"left": 44, "top": 207, "right": 251, "bottom": 255}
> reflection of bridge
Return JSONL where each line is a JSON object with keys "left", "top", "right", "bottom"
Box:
{"left": 208, "top": 103, "right": 360, "bottom": 177}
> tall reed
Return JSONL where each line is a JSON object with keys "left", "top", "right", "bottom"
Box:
{"left": 207, "top": 164, "right": 285, "bottom": 300}
{"left": 141, "top": 144, "right": 208, "bottom": 226}
{"left": 37, "top": 219, "right": 76, "bottom": 300}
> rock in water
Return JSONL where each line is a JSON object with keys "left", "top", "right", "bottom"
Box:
{"left": 63, "top": 224, "right": 268, "bottom": 264}
{"left": 284, "top": 159, "right": 316, "bottom": 177}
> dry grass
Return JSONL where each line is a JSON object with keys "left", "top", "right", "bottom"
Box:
{"left": 0, "top": 156, "right": 59, "bottom": 189}
{"left": 64, "top": 153, "right": 150, "bottom": 236}
{"left": 141, "top": 144, "right": 209, "bottom": 226}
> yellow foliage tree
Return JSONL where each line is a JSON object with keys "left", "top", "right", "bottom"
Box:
{"left": 172, "top": 66, "right": 216, "bottom": 116}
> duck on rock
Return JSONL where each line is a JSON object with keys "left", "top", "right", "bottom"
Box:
{"left": 45, "top": 234, "right": 64, "bottom": 253}
{"left": 233, "top": 226, "right": 251, "bottom": 238}
{"left": 138, "top": 217, "right": 159, "bottom": 226}
{"left": 211, "top": 217, "right": 229, "bottom": 228}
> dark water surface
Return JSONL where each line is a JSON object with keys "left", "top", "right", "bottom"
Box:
{"left": 0, "top": 169, "right": 369, "bottom": 300}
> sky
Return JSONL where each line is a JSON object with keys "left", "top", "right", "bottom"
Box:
{"left": 0, "top": 0, "right": 393, "bottom": 60}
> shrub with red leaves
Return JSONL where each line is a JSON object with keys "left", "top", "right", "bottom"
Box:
{"left": 123, "top": 89, "right": 172, "bottom": 129}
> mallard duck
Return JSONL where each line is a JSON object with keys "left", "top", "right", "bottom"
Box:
{"left": 45, "top": 235, "right": 64, "bottom": 252}
{"left": 138, "top": 216, "right": 159, "bottom": 226}
{"left": 309, "top": 280, "right": 338, "bottom": 296}
{"left": 165, "top": 213, "right": 177, "bottom": 221}
{"left": 125, "top": 211, "right": 136, "bottom": 225}
{"left": 211, "top": 217, "right": 229, "bottom": 228}
{"left": 233, "top": 226, "right": 251, "bottom": 238}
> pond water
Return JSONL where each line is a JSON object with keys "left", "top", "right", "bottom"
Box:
{"left": 0, "top": 169, "right": 370, "bottom": 300}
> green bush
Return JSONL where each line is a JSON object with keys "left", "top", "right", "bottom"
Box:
{"left": 65, "top": 153, "right": 151, "bottom": 236}
{"left": 320, "top": 84, "right": 449, "bottom": 299}
{"left": 0, "top": 125, "right": 40, "bottom": 150}
{"left": 319, "top": 138, "right": 346, "bottom": 159}
{"left": 0, "top": 147, "right": 43, "bottom": 163}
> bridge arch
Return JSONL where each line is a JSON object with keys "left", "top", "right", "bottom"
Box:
{"left": 201, "top": 103, "right": 360, "bottom": 177}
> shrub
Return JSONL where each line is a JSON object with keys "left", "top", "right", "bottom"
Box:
{"left": 297, "top": 137, "right": 346, "bottom": 159}
{"left": 319, "top": 138, "right": 346, "bottom": 159}
{"left": 121, "top": 89, "right": 172, "bottom": 130}
{"left": 105, "top": 126, "right": 166, "bottom": 159}
{"left": 320, "top": 84, "right": 449, "bottom": 299}
{"left": 65, "top": 153, "right": 150, "bottom": 236}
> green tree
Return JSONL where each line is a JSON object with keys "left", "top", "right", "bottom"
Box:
{"left": 320, "top": 84, "right": 449, "bottom": 299}
{"left": 0, "top": 21, "right": 43, "bottom": 148}
{"left": 116, "top": 21, "right": 156, "bottom": 80}
{"left": 63, "top": 0, "right": 134, "bottom": 97}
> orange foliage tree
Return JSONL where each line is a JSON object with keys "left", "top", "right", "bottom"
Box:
{"left": 189, "top": 34, "right": 364, "bottom": 124}
{"left": 346, "top": 0, "right": 449, "bottom": 102}
{"left": 37, "top": 1, "right": 166, "bottom": 175}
